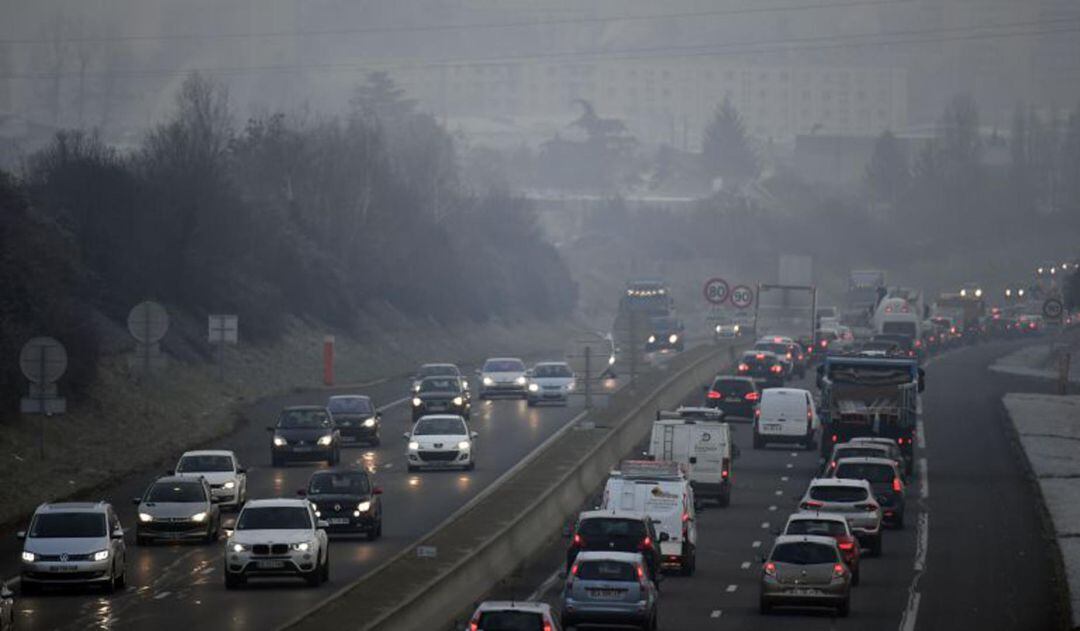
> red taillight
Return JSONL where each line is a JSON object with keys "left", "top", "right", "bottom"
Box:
{"left": 838, "top": 541, "right": 855, "bottom": 551}
{"left": 637, "top": 564, "right": 645, "bottom": 580}
{"left": 764, "top": 561, "right": 776, "bottom": 576}
{"left": 682, "top": 511, "right": 691, "bottom": 522}
{"left": 738, "top": 363, "right": 750, "bottom": 372}
{"left": 833, "top": 563, "right": 846, "bottom": 578}
{"left": 786, "top": 352, "right": 793, "bottom": 360}
{"left": 641, "top": 536, "right": 652, "bottom": 550}
{"left": 801, "top": 500, "right": 824, "bottom": 509}
{"left": 721, "top": 468, "right": 729, "bottom": 479}
{"left": 829, "top": 460, "right": 837, "bottom": 471}
{"left": 1030, "top": 323, "right": 1037, "bottom": 329}
{"left": 893, "top": 477, "right": 903, "bottom": 492}
{"left": 755, "top": 353, "right": 766, "bottom": 360}
{"left": 707, "top": 390, "right": 722, "bottom": 400}
{"left": 914, "top": 340, "right": 922, "bottom": 348}
{"left": 470, "top": 621, "right": 479, "bottom": 631}
{"left": 755, "top": 409, "right": 761, "bottom": 419}
{"left": 573, "top": 534, "right": 584, "bottom": 548}
{"left": 543, "top": 623, "right": 553, "bottom": 631}
{"left": 770, "top": 365, "right": 783, "bottom": 373}
{"left": 831, "top": 434, "right": 839, "bottom": 443}
{"left": 745, "top": 391, "right": 760, "bottom": 401}
{"left": 820, "top": 340, "right": 828, "bottom": 348}
{"left": 571, "top": 563, "right": 579, "bottom": 576}
{"left": 807, "top": 409, "right": 813, "bottom": 420}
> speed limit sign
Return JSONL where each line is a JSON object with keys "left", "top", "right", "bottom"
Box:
{"left": 703, "top": 278, "right": 730, "bottom": 305}
{"left": 731, "top": 285, "right": 754, "bottom": 309}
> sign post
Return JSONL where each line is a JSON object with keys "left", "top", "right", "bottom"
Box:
{"left": 208, "top": 315, "right": 239, "bottom": 381}
{"left": 19, "top": 337, "right": 68, "bottom": 460}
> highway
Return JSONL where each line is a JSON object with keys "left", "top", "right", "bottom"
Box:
{"left": 0, "top": 362, "right": 620, "bottom": 631}
{"left": 514, "top": 340, "right": 1067, "bottom": 630}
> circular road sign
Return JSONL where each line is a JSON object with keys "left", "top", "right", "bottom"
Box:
{"left": 1043, "top": 298, "right": 1064, "bottom": 320}
{"left": 19, "top": 337, "right": 68, "bottom": 384}
{"left": 703, "top": 278, "right": 730, "bottom": 305}
{"left": 127, "top": 300, "right": 170, "bottom": 344}
{"left": 731, "top": 285, "right": 754, "bottom": 309}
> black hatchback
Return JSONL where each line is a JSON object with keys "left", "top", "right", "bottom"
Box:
{"left": 300, "top": 469, "right": 383, "bottom": 539}
{"left": 268, "top": 406, "right": 340, "bottom": 467}
{"left": 412, "top": 376, "right": 471, "bottom": 422}
{"left": 705, "top": 375, "right": 760, "bottom": 421}
{"left": 327, "top": 395, "right": 381, "bottom": 446}
{"left": 566, "top": 510, "right": 662, "bottom": 584}
{"left": 737, "top": 351, "right": 785, "bottom": 387}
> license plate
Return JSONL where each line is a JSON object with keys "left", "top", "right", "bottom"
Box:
{"left": 256, "top": 560, "right": 285, "bottom": 570}
{"left": 789, "top": 588, "right": 823, "bottom": 595}
{"left": 328, "top": 518, "right": 350, "bottom": 525}
{"left": 764, "top": 423, "right": 781, "bottom": 431}
{"left": 293, "top": 446, "right": 315, "bottom": 452}
{"left": 429, "top": 404, "right": 447, "bottom": 410}
{"left": 587, "top": 589, "right": 624, "bottom": 600}
{"left": 340, "top": 435, "right": 356, "bottom": 442}
{"left": 50, "top": 565, "right": 79, "bottom": 572}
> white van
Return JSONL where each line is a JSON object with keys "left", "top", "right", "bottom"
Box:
{"left": 753, "top": 388, "right": 819, "bottom": 450}
{"left": 649, "top": 408, "right": 735, "bottom": 507}
{"left": 601, "top": 460, "right": 698, "bottom": 575}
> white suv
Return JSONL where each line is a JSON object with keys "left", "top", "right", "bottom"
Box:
{"left": 224, "top": 499, "right": 329, "bottom": 588}
{"left": 18, "top": 502, "right": 127, "bottom": 594}
{"left": 799, "top": 478, "right": 883, "bottom": 556}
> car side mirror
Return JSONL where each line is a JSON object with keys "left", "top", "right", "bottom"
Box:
{"left": 474, "top": 369, "right": 482, "bottom": 375}
{"left": 471, "top": 431, "right": 479, "bottom": 439}
{"left": 658, "top": 532, "right": 670, "bottom": 542}
{"left": 403, "top": 432, "right": 411, "bottom": 439}
{"left": 164, "top": 470, "right": 174, "bottom": 476}
{"left": 132, "top": 497, "right": 142, "bottom": 505}
{"left": 0, "top": 587, "right": 11, "bottom": 599}
{"left": 296, "top": 489, "right": 307, "bottom": 497}
{"left": 689, "top": 456, "right": 697, "bottom": 464}
{"left": 376, "top": 412, "right": 382, "bottom": 419}
{"left": 266, "top": 426, "right": 276, "bottom": 432}
{"left": 316, "top": 520, "right": 329, "bottom": 530}
{"left": 15, "top": 531, "right": 25, "bottom": 541}
{"left": 373, "top": 487, "right": 383, "bottom": 495}
{"left": 237, "top": 467, "right": 247, "bottom": 474}
{"left": 111, "top": 528, "right": 124, "bottom": 540}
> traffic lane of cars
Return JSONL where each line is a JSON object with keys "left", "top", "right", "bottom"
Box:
{"left": 10, "top": 385, "right": 600, "bottom": 631}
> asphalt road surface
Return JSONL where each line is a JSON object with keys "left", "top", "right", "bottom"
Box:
{"left": 1, "top": 364, "right": 622, "bottom": 631}
{"left": 521, "top": 340, "right": 1067, "bottom": 631}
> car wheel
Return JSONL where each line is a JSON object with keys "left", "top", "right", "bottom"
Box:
{"left": 103, "top": 566, "right": 117, "bottom": 593}
{"left": 718, "top": 490, "right": 731, "bottom": 508}
{"left": 135, "top": 534, "right": 150, "bottom": 546}
{"left": 407, "top": 464, "right": 418, "bottom": 473}
{"left": 526, "top": 400, "right": 535, "bottom": 407}
{"left": 371, "top": 435, "right": 381, "bottom": 447}
{"left": 305, "top": 560, "right": 323, "bottom": 587}
{"left": 804, "top": 436, "right": 817, "bottom": 451}
{"left": 837, "top": 596, "right": 851, "bottom": 617}
{"left": 369, "top": 519, "right": 382, "bottom": 541}
{"left": 206, "top": 523, "right": 219, "bottom": 544}
{"left": 224, "top": 572, "right": 244, "bottom": 590}
{"left": 466, "top": 460, "right": 475, "bottom": 471}
{"left": 115, "top": 565, "right": 126, "bottom": 590}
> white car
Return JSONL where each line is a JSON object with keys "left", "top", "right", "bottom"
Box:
{"left": 410, "top": 363, "right": 464, "bottom": 394}
{"left": 477, "top": 357, "right": 528, "bottom": 399}
{"left": 224, "top": 499, "right": 329, "bottom": 589}
{"left": 18, "top": 502, "right": 127, "bottom": 594}
{"left": 799, "top": 478, "right": 883, "bottom": 557}
{"left": 753, "top": 388, "right": 820, "bottom": 450}
{"left": 173, "top": 450, "right": 248, "bottom": 510}
{"left": 404, "top": 414, "right": 478, "bottom": 472}
{"left": 468, "top": 601, "right": 563, "bottom": 631}
{"left": 527, "top": 361, "right": 575, "bottom": 406}
{"left": 714, "top": 321, "right": 742, "bottom": 339}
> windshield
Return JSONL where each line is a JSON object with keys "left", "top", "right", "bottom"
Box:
{"left": 415, "top": 417, "right": 466, "bottom": 435}
{"left": 578, "top": 518, "right": 646, "bottom": 539}
{"left": 29, "top": 513, "right": 107, "bottom": 538}
{"left": 327, "top": 397, "right": 372, "bottom": 414}
{"left": 419, "top": 364, "right": 459, "bottom": 378}
{"left": 236, "top": 507, "right": 311, "bottom": 530}
{"left": 786, "top": 519, "right": 847, "bottom": 537}
{"left": 177, "top": 455, "right": 234, "bottom": 473}
{"left": 533, "top": 364, "right": 572, "bottom": 378}
{"left": 420, "top": 377, "right": 459, "bottom": 393}
{"left": 484, "top": 359, "right": 524, "bottom": 373}
{"left": 810, "top": 486, "right": 869, "bottom": 503}
{"left": 278, "top": 408, "right": 331, "bottom": 429}
{"left": 835, "top": 463, "right": 896, "bottom": 484}
{"left": 146, "top": 482, "right": 206, "bottom": 503}
{"left": 308, "top": 472, "right": 371, "bottom": 496}
{"left": 476, "top": 612, "right": 545, "bottom": 631}
{"left": 771, "top": 542, "right": 839, "bottom": 565}
{"left": 576, "top": 560, "right": 637, "bottom": 581}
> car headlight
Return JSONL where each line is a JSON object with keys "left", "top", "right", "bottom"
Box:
{"left": 452, "top": 396, "right": 464, "bottom": 406}
{"left": 92, "top": 549, "right": 109, "bottom": 562}
{"left": 648, "top": 335, "right": 656, "bottom": 344}
{"left": 412, "top": 397, "right": 422, "bottom": 407}
{"left": 231, "top": 543, "right": 248, "bottom": 553}
{"left": 528, "top": 383, "right": 539, "bottom": 392}
{"left": 566, "top": 381, "right": 575, "bottom": 391}
{"left": 715, "top": 325, "right": 722, "bottom": 333}
{"left": 482, "top": 376, "right": 494, "bottom": 386}
{"left": 734, "top": 324, "right": 740, "bottom": 333}
{"left": 315, "top": 510, "right": 321, "bottom": 517}
{"left": 608, "top": 355, "right": 616, "bottom": 366}
{"left": 669, "top": 334, "right": 679, "bottom": 344}
{"left": 408, "top": 441, "right": 420, "bottom": 450}
{"left": 462, "top": 379, "right": 469, "bottom": 389}
{"left": 292, "top": 541, "right": 311, "bottom": 552}
{"left": 138, "top": 512, "right": 153, "bottom": 523}
{"left": 191, "top": 512, "right": 208, "bottom": 523}
{"left": 273, "top": 436, "right": 287, "bottom": 446}
{"left": 317, "top": 434, "right": 334, "bottom": 446}
{"left": 357, "top": 501, "right": 372, "bottom": 512}
{"left": 362, "top": 417, "right": 376, "bottom": 427}
{"left": 223, "top": 480, "right": 236, "bottom": 490}
{"left": 515, "top": 375, "right": 527, "bottom": 385}
{"left": 457, "top": 440, "right": 471, "bottom": 450}
{"left": 411, "top": 383, "right": 421, "bottom": 393}
{"left": 21, "top": 551, "right": 35, "bottom": 563}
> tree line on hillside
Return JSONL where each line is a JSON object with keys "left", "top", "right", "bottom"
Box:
{"left": 0, "top": 72, "right": 577, "bottom": 417}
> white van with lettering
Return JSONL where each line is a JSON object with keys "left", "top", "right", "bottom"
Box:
{"left": 753, "top": 388, "right": 819, "bottom": 450}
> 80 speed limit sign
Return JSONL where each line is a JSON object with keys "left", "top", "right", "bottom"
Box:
{"left": 730, "top": 285, "right": 754, "bottom": 309}
{"left": 703, "top": 278, "right": 730, "bottom": 305}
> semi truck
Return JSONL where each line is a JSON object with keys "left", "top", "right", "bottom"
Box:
{"left": 843, "top": 270, "right": 886, "bottom": 330}
{"left": 817, "top": 355, "right": 924, "bottom": 472}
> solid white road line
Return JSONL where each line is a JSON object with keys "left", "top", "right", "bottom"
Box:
{"left": 378, "top": 397, "right": 410, "bottom": 411}
{"left": 527, "top": 568, "right": 563, "bottom": 602}
{"left": 790, "top": 452, "right": 798, "bottom": 457}
{"left": 768, "top": 505, "right": 777, "bottom": 511}
{"left": 154, "top": 591, "right": 171, "bottom": 600}
{"left": 918, "top": 457, "right": 930, "bottom": 500}
{"left": 786, "top": 463, "right": 793, "bottom": 469}
{"left": 900, "top": 589, "right": 922, "bottom": 631}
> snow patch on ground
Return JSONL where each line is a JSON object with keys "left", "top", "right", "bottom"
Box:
{"left": 991, "top": 344, "right": 1080, "bottom": 383}
{"left": 1003, "top": 392, "right": 1080, "bottom": 626}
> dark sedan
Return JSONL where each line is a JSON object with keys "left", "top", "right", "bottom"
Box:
{"left": 737, "top": 351, "right": 785, "bottom": 388}
{"left": 411, "top": 376, "right": 471, "bottom": 422}
{"left": 327, "top": 395, "right": 381, "bottom": 446}
{"left": 705, "top": 375, "right": 760, "bottom": 421}
{"left": 268, "top": 406, "right": 340, "bottom": 467}
{"left": 300, "top": 469, "right": 383, "bottom": 539}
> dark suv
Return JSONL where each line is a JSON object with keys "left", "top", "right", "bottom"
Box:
{"left": 300, "top": 469, "right": 383, "bottom": 539}
{"left": 705, "top": 375, "right": 760, "bottom": 421}
{"left": 566, "top": 510, "right": 662, "bottom": 584}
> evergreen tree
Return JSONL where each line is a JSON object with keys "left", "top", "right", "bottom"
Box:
{"left": 701, "top": 98, "right": 759, "bottom": 187}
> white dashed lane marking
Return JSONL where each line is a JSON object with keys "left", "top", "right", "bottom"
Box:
{"left": 740, "top": 561, "right": 751, "bottom": 570}
{"left": 752, "top": 540, "right": 762, "bottom": 548}
{"left": 726, "top": 584, "right": 738, "bottom": 593}
{"left": 710, "top": 610, "right": 723, "bottom": 618}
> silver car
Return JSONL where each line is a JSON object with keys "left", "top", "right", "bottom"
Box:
{"left": 799, "top": 478, "right": 883, "bottom": 556}
{"left": 759, "top": 534, "right": 852, "bottom": 616}
{"left": 18, "top": 502, "right": 127, "bottom": 593}
{"left": 527, "top": 362, "right": 575, "bottom": 406}
{"left": 134, "top": 476, "right": 221, "bottom": 544}
{"left": 560, "top": 551, "right": 659, "bottom": 630}
{"left": 477, "top": 357, "right": 528, "bottom": 399}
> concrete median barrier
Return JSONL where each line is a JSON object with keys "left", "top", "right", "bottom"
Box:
{"left": 282, "top": 341, "right": 742, "bottom": 631}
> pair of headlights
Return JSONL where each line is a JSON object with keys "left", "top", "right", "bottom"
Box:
{"left": 22, "top": 550, "right": 109, "bottom": 562}
{"left": 273, "top": 435, "right": 333, "bottom": 446}
{"left": 230, "top": 541, "right": 314, "bottom": 553}
{"left": 482, "top": 376, "right": 527, "bottom": 386}
{"left": 139, "top": 511, "right": 207, "bottom": 523}
{"left": 411, "top": 397, "right": 464, "bottom": 407}
{"left": 409, "top": 440, "right": 470, "bottom": 450}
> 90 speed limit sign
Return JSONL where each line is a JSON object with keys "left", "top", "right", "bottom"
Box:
{"left": 730, "top": 285, "right": 754, "bottom": 309}
{"left": 703, "top": 278, "right": 730, "bottom": 305}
